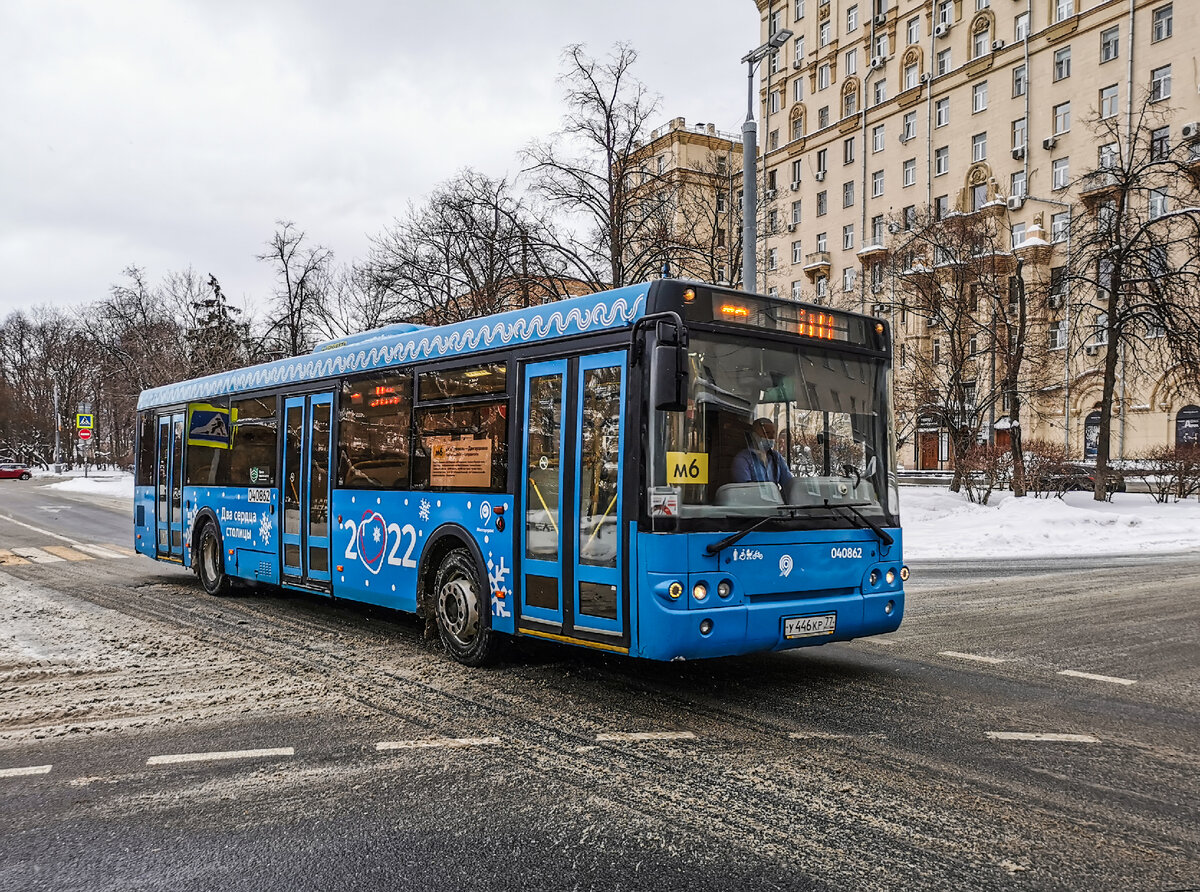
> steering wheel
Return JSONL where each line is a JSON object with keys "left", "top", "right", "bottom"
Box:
{"left": 840, "top": 464, "right": 862, "bottom": 487}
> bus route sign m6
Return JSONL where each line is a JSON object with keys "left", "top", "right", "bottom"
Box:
{"left": 78, "top": 428, "right": 92, "bottom": 441}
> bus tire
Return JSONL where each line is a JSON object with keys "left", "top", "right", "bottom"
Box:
{"left": 196, "top": 521, "right": 233, "bottom": 597}
{"left": 432, "top": 547, "right": 501, "bottom": 666}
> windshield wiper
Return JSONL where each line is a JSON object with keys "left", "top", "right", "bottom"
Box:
{"left": 827, "top": 501, "right": 894, "bottom": 548}
{"left": 704, "top": 516, "right": 776, "bottom": 557}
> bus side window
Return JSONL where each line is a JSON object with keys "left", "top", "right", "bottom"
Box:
{"left": 338, "top": 371, "right": 412, "bottom": 489}
{"left": 229, "top": 396, "right": 278, "bottom": 486}
{"left": 412, "top": 401, "right": 508, "bottom": 493}
{"left": 136, "top": 411, "right": 156, "bottom": 486}
{"left": 185, "top": 399, "right": 232, "bottom": 486}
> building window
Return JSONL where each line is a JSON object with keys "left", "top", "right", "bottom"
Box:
{"left": 935, "top": 98, "right": 950, "bottom": 127}
{"left": 791, "top": 199, "right": 802, "bottom": 224}
{"left": 904, "top": 63, "right": 919, "bottom": 90}
{"left": 1013, "top": 63, "right": 1027, "bottom": 97}
{"left": 717, "top": 193, "right": 727, "bottom": 213}
{"left": 937, "top": 49, "right": 952, "bottom": 76}
{"left": 1053, "top": 101, "right": 1071, "bottom": 134}
{"left": 795, "top": 35, "right": 805, "bottom": 62}
{"left": 935, "top": 146, "right": 949, "bottom": 176}
{"left": 843, "top": 267, "right": 857, "bottom": 292}
{"left": 791, "top": 115, "right": 804, "bottom": 141}
{"left": 791, "top": 159, "right": 803, "bottom": 184}
{"left": 973, "top": 81, "right": 988, "bottom": 113}
{"left": 973, "top": 27, "right": 990, "bottom": 60}
{"left": 769, "top": 90, "right": 782, "bottom": 114}
{"left": 846, "top": 48, "right": 858, "bottom": 75}
{"left": 1099, "top": 85, "right": 1118, "bottom": 119}
{"left": 819, "top": 20, "right": 831, "bottom": 47}
{"left": 792, "top": 280, "right": 804, "bottom": 300}
{"left": 935, "top": 195, "right": 949, "bottom": 219}
{"left": 768, "top": 247, "right": 778, "bottom": 270}
{"left": 843, "top": 224, "right": 855, "bottom": 250}
{"left": 933, "top": 339, "right": 941, "bottom": 364}
{"left": 792, "top": 240, "right": 803, "bottom": 263}
{"left": 795, "top": 0, "right": 805, "bottom": 20}
{"left": 872, "top": 124, "right": 885, "bottom": 153}
{"left": 1015, "top": 12, "right": 1029, "bottom": 41}
{"left": 907, "top": 16, "right": 920, "bottom": 45}
{"left": 770, "top": 50, "right": 781, "bottom": 75}
{"left": 769, "top": 7, "right": 784, "bottom": 35}
{"left": 903, "top": 205, "right": 916, "bottom": 229}
{"left": 872, "top": 170, "right": 885, "bottom": 197}
{"left": 818, "top": 63, "right": 831, "bottom": 90}
{"left": 902, "top": 111, "right": 917, "bottom": 141}
{"left": 817, "top": 190, "right": 828, "bottom": 215}
{"left": 1098, "top": 142, "right": 1119, "bottom": 169}
{"left": 873, "top": 80, "right": 888, "bottom": 105}
{"left": 1053, "top": 47, "right": 1071, "bottom": 81}
{"left": 1052, "top": 157, "right": 1070, "bottom": 190}
{"left": 791, "top": 73, "right": 805, "bottom": 102}
{"left": 816, "top": 231, "right": 828, "bottom": 252}
{"left": 903, "top": 158, "right": 916, "bottom": 187}
{"left": 1049, "top": 320, "right": 1066, "bottom": 350}
{"left": 1151, "top": 126, "right": 1170, "bottom": 160}
{"left": 937, "top": 1, "right": 953, "bottom": 25}
{"left": 1152, "top": 5, "right": 1173, "bottom": 42}
{"left": 971, "top": 182, "right": 988, "bottom": 210}
{"left": 872, "top": 214, "right": 886, "bottom": 242}
{"left": 768, "top": 128, "right": 779, "bottom": 150}
{"left": 844, "top": 136, "right": 856, "bottom": 164}
{"left": 1093, "top": 312, "right": 1109, "bottom": 346}
{"left": 1100, "top": 26, "right": 1118, "bottom": 62}
{"left": 874, "top": 33, "right": 890, "bottom": 58}
{"left": 818, "top": 106, "right": 830, "bottom": 128}
{"left": 843, "top": 89, "right": 858, "bottom": 117}
{"left": 1054, "top": 0, "right": 1074, "bottom": 24}
{"left": 816, "top": 275, "right": 828, "bottom": 299}
{"left": 843, "top": 181, "right": 856, "bottom": 207}
{"left": 1149, "top": 188, "right": 1169, "bottom": 220}
{"left": 1011, "top": 222, "right": 1026, "bottom": 248}
{"left": 1151, "top": 65, "right": 1171, "bottom": 102}
{"left": 1011, "top": 170, "right": 1026, "bottom": 198}
{"left": 847, "top": 4, "right": 859, "bottom": 31}
{"left": 817, "top": 148, "right": 828, "bottom": 173}
{"left": 972, "top": 132, "right": 987, "bottom": 162}
{"left": 1052, "top": 211, "right": 1069, "bottom": 242}
{"left": 1012, "top": 117, "right": 1027, "bottom": 150}
{"left": 768, "top": 209, "right": 779, "bottom": 234}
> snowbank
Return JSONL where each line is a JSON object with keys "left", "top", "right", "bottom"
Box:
{"left": 48, "top": 473, "right": 135, "bottom": 500}
{"left": 902, "top": 487, "right": 1200, "bottom": 560}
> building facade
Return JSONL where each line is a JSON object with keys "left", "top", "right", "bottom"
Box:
{"left": 751, "top": 0, "right": 1199, "bottom": 467}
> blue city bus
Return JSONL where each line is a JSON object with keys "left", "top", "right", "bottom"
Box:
{"left": 134, "top": 279, "right": 905, "bottom": 665}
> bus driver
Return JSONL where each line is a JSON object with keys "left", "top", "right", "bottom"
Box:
{"left": 731, "top": 418, "right": 794, "bottom": 489}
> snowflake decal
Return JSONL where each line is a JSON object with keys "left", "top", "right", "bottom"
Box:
{"left": 418, "top": 499, "right": 431, "bottom": 522}
{"left": 373, "top": 525, "right": 382, "bottom": 543}
{"left": 184, "top": 502, "right": 199, "bottom": 540}
{"left": 258, "top": 510, "right": 272, "bottom": 546}
{"left": 492, "top": 594, "right": 511, "bottom": 618}
{"left": 487, "top": 556, "right": 510, "bottom": 591}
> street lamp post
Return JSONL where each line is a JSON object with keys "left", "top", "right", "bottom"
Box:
{"left": 741, "top": 28, "right": 792, "bottom": 295}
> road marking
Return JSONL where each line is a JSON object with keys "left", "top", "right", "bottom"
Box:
{"left": 0, "top": 764, "right": 52, "bottom": 778}
{"left": 10, "top": 547, "right": 65, "bottom": 564}
{"left": 146, "top": 747, "right": 295, "bottom": 765}
{"left": 595, "top": 731, "right": 696, "bottom": 743}
{"left": 0, "top": 550, "right": 31, "bottom": 566}
{"left": 0, "top": 513, "right": 84, "bottom": 545}
{"left": 376, "top": 736, "right": 501, "bottom": 751}
{"left": 939, "top": 651, "right": 1008, "bottom": 665}
{"left": 41, "top": 545, "right": 93, "bottom": 562}
{"left": 1058, "top": 669, "right": 1137, "bottom": 686}
{"left": 73, "top": 543, "right": 132, "bottom": 560}
{"left": 789, "top": 731, "right": 888, "bottom": 740}
{"left": 986, "top": 732, "right": 1100, "bottom": 743}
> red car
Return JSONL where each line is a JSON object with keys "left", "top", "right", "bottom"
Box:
{"left": 0, "top": 463, "right": 32, "bottom": 480}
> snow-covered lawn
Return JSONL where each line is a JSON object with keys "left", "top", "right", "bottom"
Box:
{"left": 902, "top": 486, "right": 1200, "bottom": 561}
{"left": 47, "top": 472, "right": 135, "bottom": 500}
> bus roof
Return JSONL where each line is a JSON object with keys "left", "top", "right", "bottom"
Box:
{"left": 137, "top": 282, "right": 651, "bottom": 409}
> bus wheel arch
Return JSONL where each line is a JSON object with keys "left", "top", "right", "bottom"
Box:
{"left": 418, "top": 525, "right": 503, "bottom": 666}
{"left": 193, "top": 512, "right": 232, "bottom": 597}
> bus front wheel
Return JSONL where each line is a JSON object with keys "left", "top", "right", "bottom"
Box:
{"left": 196, "top": 522, "right": 233, "bottom": 597}
{"left": 432, "top": 547, "right": 501, "bottom": 666}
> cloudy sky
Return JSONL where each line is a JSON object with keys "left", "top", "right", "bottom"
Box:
{"left": 2, "top": 0, "right": 758, "bottom": 318}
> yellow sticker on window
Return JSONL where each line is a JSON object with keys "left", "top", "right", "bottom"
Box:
{"left": 666, "top": 452, "right": 709, "bottom": 484}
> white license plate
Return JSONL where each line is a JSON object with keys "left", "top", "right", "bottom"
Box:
{"left": 783, "top": 613, "right": 837, "bottom": 639}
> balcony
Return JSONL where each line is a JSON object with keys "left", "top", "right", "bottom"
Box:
{"left": 803, "top": 251, "right": 831, "bottom": 280}
{"left": 1079, "top": 170, "right": 1121, "bottom": 206}
{"left": 857, "top": 239, "right": 888, "bottom": 261}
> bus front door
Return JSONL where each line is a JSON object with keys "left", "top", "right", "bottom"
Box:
{"left": 280, "top": 393, "right": 333, "bottom": 590}
{"left": 155, "top": 412, "right": 184, "bottom": 561}
{"left": 520, "top": 352, "right": 627, "bottom": 646}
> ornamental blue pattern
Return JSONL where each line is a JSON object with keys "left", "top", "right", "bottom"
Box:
{"left": 138, "top": 285, "right": 648, "bottom": 409}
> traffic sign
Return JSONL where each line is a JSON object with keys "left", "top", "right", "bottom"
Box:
{"left": 76, "top": 413, "right": 94, "bottom": 428}
{"left": 78, "top": 428, "right": 92, "bottom": 441}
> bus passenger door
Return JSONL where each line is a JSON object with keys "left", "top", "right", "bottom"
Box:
{"left": 571, "top": 352, "right": 626, "bottom": 637}
{"left": 280, "top": 393, "right": 333, "bottom": 589}
{"left": 155, "top": 412, "right": 184, "bottom": 561}
{"left": 520, "top": 360, "right": 567, "bottom": 627}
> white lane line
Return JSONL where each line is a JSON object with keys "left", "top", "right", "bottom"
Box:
{"left": 595, "top": 731, "right": 696, "bottom": 743}
{"left": 73, "top": 543, "right": 131, "bottom": 560}
{"left": 986, "top": 732, "right": 1100, "bottom": 744}
{"left": 939, "top": 651, "right": 1008, "bottom": 665}
{"left": 146, "top": 747, "right": 294, "bottom": 765}
{"left": 0, "top": 764, "right": 52, "bottom": 778}
{"left": 10, "top": 547, "right": 65, "bottom": 564}
{"left": 1058, "top": 669, "right": 1137, "bottom": 686}
{"left": 376, "top": 737, "right": 501, "bottom": 751}
{"left": 0, "top": 514, "right": 84, "bottom": 545}
{"left": 789, "top": 731, "right": 888, "bottom": 740}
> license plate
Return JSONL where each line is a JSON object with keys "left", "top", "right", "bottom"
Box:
{"left": 783, "top": 613, "right": 837, "bottom": 639}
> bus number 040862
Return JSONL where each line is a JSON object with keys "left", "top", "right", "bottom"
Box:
{"left": 341, "top": 518, "right": 419, "bottom": 569}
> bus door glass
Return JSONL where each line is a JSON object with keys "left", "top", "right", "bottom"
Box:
{"left": 281, "top": 393, "right": 333, "bottom": 587}
{"left": 521, "top": 360, "right": 566, "bottom": 626}
{"left": 155, "top": 412, "right": 184, "bottom": 560}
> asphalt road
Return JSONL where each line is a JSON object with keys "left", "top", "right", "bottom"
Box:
{"left": 1, "top": 478, "right": 1197, "bottom": 892}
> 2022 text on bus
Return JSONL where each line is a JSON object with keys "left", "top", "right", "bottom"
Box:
{"left": 134, "top": 279, "right": 905, "bottom": 665}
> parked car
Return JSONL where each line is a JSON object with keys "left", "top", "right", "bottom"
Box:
{"left": 0, "top": 463, "right": 32, "bottom": 481}
{"left": 1047, "top": 463, "right": 1127, "bottom": 493}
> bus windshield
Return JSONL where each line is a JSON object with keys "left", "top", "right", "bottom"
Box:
{"left": 650, "top": 333, "right": 898, "bottom": 523}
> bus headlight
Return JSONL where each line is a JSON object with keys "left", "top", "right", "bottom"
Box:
{"left": 885, "top": 569, "right": 896, "bottom": 584}
{"left": 717, "top": 580, "right": 732, "bottom": 599}
{"left": 869, "top": 569, "right": 880, "bottom": 585}
{"left": 668, "top": 581, "right": 683, "bottom": 600}
{"left": 693, "top": 582, "right": 708, "bottom": 601}
{"left": 899, "top": 566, "right": 910, "bottom": 582}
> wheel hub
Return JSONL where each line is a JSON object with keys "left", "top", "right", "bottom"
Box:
{"left": 438, "top": 578, "right": 479, "bottom": 644}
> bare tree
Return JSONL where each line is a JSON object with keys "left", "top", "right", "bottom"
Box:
{"left": 1063, "top": 95, "right": 1200, "bottom": 500}
{"left": 524, "top": 43, "right": 672, "bottom": 288}
{"left": 669, "top": 148, "right": 743, "bottom": 286}
{"left": 258, "top": 221, "right": 333, "bottom": 357}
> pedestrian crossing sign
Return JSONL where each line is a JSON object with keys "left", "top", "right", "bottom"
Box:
{"left": 76, "top": 413, "right": 93, "bottom": 429}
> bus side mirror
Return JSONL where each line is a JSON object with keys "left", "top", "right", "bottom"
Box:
{"left": 651, "top": 342, "right": 687, "bottom": 412}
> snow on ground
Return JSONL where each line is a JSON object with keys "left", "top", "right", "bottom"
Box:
{"left": 902, "top": 486, "right": 1200, "bottom": 560}
{"left": 47, "top": 472, "right": 134, "bottom": 500}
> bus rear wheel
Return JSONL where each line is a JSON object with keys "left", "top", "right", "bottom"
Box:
{"left": 196, "top": 522, "right": 233, "bottom": 597}
{"left": 433, "top": 547, "right": 501, "bottom": 666}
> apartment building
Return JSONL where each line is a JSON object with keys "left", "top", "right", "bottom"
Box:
{"left": 752, "top": 0, "right": 1199, "bottom": 467}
